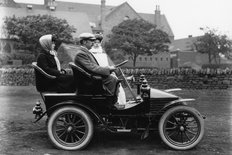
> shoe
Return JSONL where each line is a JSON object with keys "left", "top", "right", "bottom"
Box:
{"left": 126, "top": 100, "right": 137, "bottom": 104}
{"left": 126, "top": 97, "right": 142, "bottom": 104}
{"left": 126, "top": 75, "right": 135, "bottom": 81}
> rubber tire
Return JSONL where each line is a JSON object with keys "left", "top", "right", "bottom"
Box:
{"left": 159, "top": 106, "right": 204, "bottom": 150}
{"left": 47, "top": 106, "right": 93, "bottom": 150}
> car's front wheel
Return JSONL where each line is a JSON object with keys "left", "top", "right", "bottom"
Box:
{"left": 47, "top": 106, "right": 93, "bottom": 150}
{"left": 159, "top": 106, "right": 204, "bottom": 150}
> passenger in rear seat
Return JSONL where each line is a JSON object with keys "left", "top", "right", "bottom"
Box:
{"left": 37, "top": 34, "right": 75, "bottom": 93}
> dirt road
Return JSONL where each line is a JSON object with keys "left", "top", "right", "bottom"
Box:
{"left": 0, "top": 86, "right": 231, "bottom": 155}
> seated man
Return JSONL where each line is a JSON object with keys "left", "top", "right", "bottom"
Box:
{"left": 74, "top": 33, "right": 117, "bottom": 96}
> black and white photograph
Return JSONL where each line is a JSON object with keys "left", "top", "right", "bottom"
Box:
{"left": 0, "top": 0, "right": 231, "bottom": 154}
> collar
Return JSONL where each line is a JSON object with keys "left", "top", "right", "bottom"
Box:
{"left": 80, "top": 46, "right": 99, "bottom": 65}
{"left": 80, "top": 46, "right": 89, "bottom": 51}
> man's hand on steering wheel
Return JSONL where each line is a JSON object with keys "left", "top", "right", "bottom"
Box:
{"left": 109, "top": 66, "right": 116, "bottom": 73}
{"left": 60, "top": 69, "right": 67, "bottom": 74}
{"left": 109, "top": 60, "right": 128, "bottom": 73}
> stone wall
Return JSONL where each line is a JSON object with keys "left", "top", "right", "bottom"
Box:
{"left": 1, "top": 68, "right": 232, "bottom": 89}
{"left": 126, "top": 68, "right": 232, "bottom": 89}
{"left": 133, "top": 73, "right": 231, "bottom": 89}
{"left": 0, "top": 68, "right": 34, "bottom": 86}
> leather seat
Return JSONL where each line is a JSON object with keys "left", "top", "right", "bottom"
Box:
{"left": 69, "top": 62, "right": 107, "bottom": 95}
{"left": 32, "top": 62, "right": 58, "bottom": 93}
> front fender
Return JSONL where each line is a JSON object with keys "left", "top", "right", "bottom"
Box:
{"left": 161, "top": 98, "right": 195, "bottom": 111}
{"left": 164, "top": 88, "right": 182, "bottom": 93}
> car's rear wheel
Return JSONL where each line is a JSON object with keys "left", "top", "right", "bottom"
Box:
{"left": 159, "top": 106, "right": 204, "bottom": 150}
{"left": 47, "top": 106, "right": 93, "bottom": 150}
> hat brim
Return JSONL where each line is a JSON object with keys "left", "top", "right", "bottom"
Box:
{"left": 88, "top": 37, "right": 96, "bottom": 40}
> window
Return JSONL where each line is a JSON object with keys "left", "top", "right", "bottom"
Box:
{"left": 139, "top": 57, "right": 142, "bottom": 61}
{"left": 150, "top": 57, "right": 152, "bottom": 61}
{"left": 89, "top": 22, "right": 96, "bottom": 28}
{"left": 160, "top": 57, "right": 163, "bottom": 61}
{"left": 26, "top": 5, "right": 33, "bottom": 10}
{"left": 49, "top": 6, "right": 56, "bottom": 11}
{"left": 68, "top": 7, "right": 74, "bottom": 11}
{"left": 124, "top": 16, "right": 130, "bottom": 21}
{"left": 3, "top": 43, "right": 11, "bottom": 54}
{"left": 166, "top": 58, "right": 169, "bottom": 61}
{"left": 144, "top": 57, "right": 147, "bottom": 61}
{"left": 155, "top": 57, "right": 158, "bottom": 61}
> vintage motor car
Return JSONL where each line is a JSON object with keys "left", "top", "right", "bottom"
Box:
{"left": 32, "top": 55, "right": 205, "bottom": 151}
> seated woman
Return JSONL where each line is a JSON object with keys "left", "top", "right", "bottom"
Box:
{"left": 90, "top": 33, "right": 127, "bottom": 105}
{"left": 37, "top": 34, "right": 75, "bottom": 93}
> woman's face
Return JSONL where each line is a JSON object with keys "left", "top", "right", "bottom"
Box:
{"left": 94, "top": 40, "right": 100, "bottom": 47}
{"left": 51, "top": 41, "right": 55, "bottom": 51}
{"left": 93, "top": 40, "right": 101, "bottom": 48}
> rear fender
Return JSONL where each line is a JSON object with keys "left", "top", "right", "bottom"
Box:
{"left": 161, "top": 98, "right": 195, "bottom": 111}
{"left": 33, "top": 100, "right": 105, "bottom": 125}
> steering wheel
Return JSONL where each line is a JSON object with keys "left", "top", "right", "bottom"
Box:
{"left": 114, "top": 60, "right": 137, "bottom": 100}
{"left": 114, "top": 60, "right": 128, "bottom": 68}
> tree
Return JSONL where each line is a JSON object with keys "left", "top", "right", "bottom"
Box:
{"left": 3, "top": 14, "right": 76, "bottom": 57}
{"left": 194, "top": 28, "right": 232, "bottom": 64}
{"left": 105, "top": 19, "right": 170, "bottom": 67}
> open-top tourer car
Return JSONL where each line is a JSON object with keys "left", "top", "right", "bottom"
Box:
{"left": 32, "top": 57, "right": 205, "bottom": 151}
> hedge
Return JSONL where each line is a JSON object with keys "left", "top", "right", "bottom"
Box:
{"left": 0, "top": 68, "right": 34, "bottom": 86}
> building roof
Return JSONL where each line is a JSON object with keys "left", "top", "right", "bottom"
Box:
{"left": 55, "top": 1, "right": 114, "bottom": 24}
{"left": 0, "top": 0, "right": 21, "bottom": 7}
{"left": 105, "top": 2, "right": 142, "bottom": 20}
{"left": 18, "top": 1, "right": 114, "bottom": 24}
{"left": 139, "top": 13, "right": 174, "bottom": 38}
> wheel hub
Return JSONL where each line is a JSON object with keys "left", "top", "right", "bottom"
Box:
{"left": 179, "top": 126, "right": 185, "bottom": 131}
{"left": 67, "top": 125, "right": 73, "bottom": 132}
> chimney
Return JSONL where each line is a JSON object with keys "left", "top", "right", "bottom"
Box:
{"left": 154, "top": 5, "right": 161, "bottom": 29}
{"left": 44, "top": 0, "right": 56, "bottom": 6}
{"left": 155, "top": 5, "right": 160, "bottom": 15}
{"left": 44, "top": 0, "right": 48, "bottom": 5}
{"left": 100, "top": 0, "right": 106, "bottom": 29}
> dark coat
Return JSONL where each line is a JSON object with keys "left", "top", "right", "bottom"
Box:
{"left": 37, "top": 51, "right": 74, "bottom": 93}
{"left": 74, "top": 46, "right": 118, "bottom": 95}
{"left": 37, "top": 51, "right": 61, "bottom": 77}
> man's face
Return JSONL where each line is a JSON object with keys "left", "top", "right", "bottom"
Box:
{"left": 84, "top": 39, "right": 94, "bottom": 50}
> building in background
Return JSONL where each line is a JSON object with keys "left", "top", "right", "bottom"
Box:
{"left": 169, "top": 36, "right": 206, "bottom": 69}
{"left": 170, "top": 35, "right": 232, "bottom": 69}
{"left": 0, "top": 0, "right": 174, "bottom": 39}
{"left": 0, "top": 0, "right": 173, "bottom": 68}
